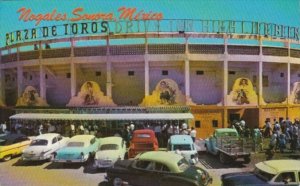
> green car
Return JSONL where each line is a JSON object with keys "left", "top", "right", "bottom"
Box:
{"left": 105, "top": 151, "right": 212, "bottom": 186}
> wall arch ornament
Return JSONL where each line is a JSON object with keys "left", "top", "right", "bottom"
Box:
{"left": 16, "top": 86, "right": 48, "bottom": 107}
{"left": 140, "top": 79, "right": 187, "bottom": 106}
{"left": 227, "top": 78, "right": 258, "bottom": 106}
{"left": 67, "top": 81, "right": 116, "bottom": 107}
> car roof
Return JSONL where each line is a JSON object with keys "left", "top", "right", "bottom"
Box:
{"left": 138, "top": 151, "right": 184, "bottom": 173}
{"left": 133, "top": 129, "right": 155, "bottom": 134}
{"left": 255, "top": 160, "right": 300, "bottom": 174}
{"left": 35, "top": 133, "right": 59, "bottom": 140}
{"left": 170, "top": 135, "right": 193, "bottom": 144}
{"left": 215, "top": 128, "right": 238, "bottom": 134}
{"left": 70, "top": 135, "right": 95, "bottom": 142}
{"left": 101, "top": 136, "right": 122, "bottom": 144}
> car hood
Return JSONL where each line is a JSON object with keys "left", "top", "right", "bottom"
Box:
{"left": 95, "top": 150, "right": 120, "bottom": 160}
{"left": 181, "top": 166, "right": 211, "bottom": 185}
{"left": 57, "top": 147, "right": 86, "bottom": 155}
{"left": 221, "top": 172, "right": 267, "bottom": 186}
{"left": 23, "top": 146, "right": 48, "bottom": 155}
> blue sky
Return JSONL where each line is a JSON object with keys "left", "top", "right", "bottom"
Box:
{"left": 1, "top": 0, "right": 299, "bottom": 48}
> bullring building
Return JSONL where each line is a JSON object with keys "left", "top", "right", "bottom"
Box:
{"left": 0, "top": 1, "right": 300, "bottom": 138}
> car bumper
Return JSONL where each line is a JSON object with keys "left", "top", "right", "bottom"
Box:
{"left": 53, "top": 158, "right": 86, "bottom": 163}
{"left": 22, "top": 155, "right": 49, "bottom": 161}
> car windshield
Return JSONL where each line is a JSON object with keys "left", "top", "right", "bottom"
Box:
{"left": 30, "top": 139, "right": 48, "bottom": 146}
{"left": 99, "top": 144, "right": 118, "bottom": 150}
{"left": 136, "top": 134, "right": 151, "bottom": 138}
{"left": 177, "top": 158, "right": 190, "bottom": 172}
{"left": 253, "top": 167, "right": 275, "bottom": 181}
{"left": 67, "top": 142, "right": 84, "bottom": 147}
{"left": 173, "top": 144, "right": 191, "bottom": 151}
{"left": 217, "top": 132, "right": 237, "bottom": 137}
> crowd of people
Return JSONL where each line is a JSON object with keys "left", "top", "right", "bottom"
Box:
{"left": 263, "top": 118, "right": 300, "bottom": 157}
{"left": 0, "top": 120, "right": 197, "bottom": 148}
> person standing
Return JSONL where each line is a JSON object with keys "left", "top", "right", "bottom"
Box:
{"left": 190, "top": 127, "right": 197, "bottom": 142}
{"left": 0, "top": 121, "right": 7, "bottom": 134}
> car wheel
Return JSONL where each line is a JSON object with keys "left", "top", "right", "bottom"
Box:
{"left": 244, "top": 156, "right": 251, "bottom": 164}
{"left": 112, "top": 177, "right": 123, "bottom": 186}
{"left": 3, "top": 155, "right": 12, "bottom": 161}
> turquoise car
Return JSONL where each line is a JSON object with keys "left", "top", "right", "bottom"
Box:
{"left": 53, "top": 135, "right": 100, "bottom": 163}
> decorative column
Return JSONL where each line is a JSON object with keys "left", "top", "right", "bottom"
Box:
{"left": 258, "top": 37, "right": 263, "bottom": 105}
{"left": 70, "top": 38, "right": 76, "bottom": 97}
{"left": 106, "top": 36, "right": 112, "bottom": 98}
{"left": 39, "top": 65, "right": 46, "bottom": 99}
{"left": 17, "top": 65, "right": 23, "bottom": 97}
{"left": 144, "top": 36, "right": 149, "bottom": 97}
{"left": 286, "top": 39, "right": 291, "bottom": 105}
{"left": 223, "top": 35, "right": 228, "bottom": 106}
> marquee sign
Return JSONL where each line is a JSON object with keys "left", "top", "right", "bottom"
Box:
{"left": 4, "top": 6, "right": 300, "bottom": 46}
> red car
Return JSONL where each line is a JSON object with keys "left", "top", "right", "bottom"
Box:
{"left": 128, "top": 129, "right": 159, "bottom": 158}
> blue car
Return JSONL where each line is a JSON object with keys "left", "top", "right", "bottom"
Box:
{"left": 53, "top": 135, "right": 100, "bottom": 163}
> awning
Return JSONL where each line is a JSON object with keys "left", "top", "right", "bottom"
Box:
{"left": 9, "top": 113, "right": 194, "bottom": 121}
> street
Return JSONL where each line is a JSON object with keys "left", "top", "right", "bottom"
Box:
{"left": 1, "top": 151, "right": 299, "bottom": 186}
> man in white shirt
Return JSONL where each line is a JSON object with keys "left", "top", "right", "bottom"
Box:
{"left": 190, "top": 127, "right": 197, "bottom": 142}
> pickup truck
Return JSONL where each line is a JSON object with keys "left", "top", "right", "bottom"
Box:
{"left": 128, "top": 129, "right": 159, "bottom": 158}
{"left": 204, "top": 128, "right": 253, "bottom": 164}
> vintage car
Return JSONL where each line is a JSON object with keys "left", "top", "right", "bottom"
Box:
{"left": 204, "top": 128, "right": 253, "bottom": 164}
{"left": 128, "top": 129, "right": 159, "bottom": 158}
{"left": 0, "top": 134, "right": 32, "bottom": 161}
{"left": 94, "top": 136, "right": 126, "bottom": 168}
{"left": 22, "top": 133, "right": 69, "bottom": 161}
{"left": 53, "top": 135, "right": 99, "bottom": 163}
{"left": 167, "top": 135, "right": 198, "bottom": 164}
{"left": 221, "top": 160, "right": 300, "bottom": 186}
{"left": 106, "top": 151, "right": 213, "bottom": 186}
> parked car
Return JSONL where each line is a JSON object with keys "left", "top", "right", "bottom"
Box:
{"left": 204, "top": 128, "right": 253, "bottom": 164}
{"left": 167, "top": 135, "right": 198, "bottom": 164}
{"left": 221, "top": 159, "right": 300, "bottom": 186}
{"left": 94, "top": 136, "right": 126, "bottom": 168}
{"left": 53, "top": 135, "right": 99, "bottom": 163}
{"left": 128, "top": 129, "right": 159, "bottom": 158}
{"left": 22, "top": 133, "right": 69, "bottom": 161}
{"left": 0, "top": 134, "right": 32, "bottom": 161}
{"left": 106, "top": 151, "right": 213, "bottom": 186}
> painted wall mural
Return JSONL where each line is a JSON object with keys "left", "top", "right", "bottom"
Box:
{"left": 290, "top": 82, "right": 300, "bottom": 104}
{"left": 67, "top": 81, "right": 115, "bottom": 107}
{"left": 16, "top": 86, "right": 48, "bottom": 106}
{"left": 228, "top": 78, "right": 258, "bottom": 106}
{"left": 140, "top": 79, "right": 186, "bottom": 106}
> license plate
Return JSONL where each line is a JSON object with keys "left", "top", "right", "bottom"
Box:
{"left": 66, "top": 160, "right": 72, "bottom": 163}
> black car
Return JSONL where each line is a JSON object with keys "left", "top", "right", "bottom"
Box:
{"left": 105, "top": 151, "right": 212, "bottom": 186}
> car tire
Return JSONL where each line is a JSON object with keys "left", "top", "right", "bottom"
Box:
{"left": 112, "top": 177, "right": 123, "bottom": 186}
{"left": 3, "top": 155, "right": 12, "bottom": 161}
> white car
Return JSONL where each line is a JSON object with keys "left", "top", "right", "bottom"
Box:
{"left": 22, "top": 133, "right": 69, "bottom": 161}
{"left": 94, "top": 136, "right": 126, "bottom": 168}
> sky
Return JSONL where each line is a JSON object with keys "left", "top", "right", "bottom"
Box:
{"left": 0, "top": 0, "right": 299, "bottom": 48}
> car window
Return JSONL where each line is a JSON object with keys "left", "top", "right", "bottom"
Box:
{"left": 275, "top": 172, "right": 296, "bottom": 183}
{"left": 134, "top": 160, "right": 151, "bottom": 169}
{"left": 99, "top": 144, "right": 118, "bottom": 150}
{"left": 136, "top": 134, "right": 151, "bottom": 138}
{"left": 57, "top": 136, "right": 62, "bottom": 141}
{"left": 177, "top": 158, "right": 189, "bottom": 172}
{"left": 154, "top": 162, "right": 170, "bottom": 172}
{"left": 67, "top": 142, "right": 84, "bottom": 147}
{"left": 31, "top": 139, "right": 48, "bottom": 146}
{"left": 173, "top": 144, "right": 191, "bottom": 151}
{"left": 90, "top": 138, "right": 96, "bottom": 145}
{"left": 52, "top": 137, "right": 58, "bottom": 144}
{"left": 253, "top": 168, "right": 275, "bottom": 181}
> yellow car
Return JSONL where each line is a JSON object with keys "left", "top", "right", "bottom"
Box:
{"left": 0, "top": 134, "right": 32, "bottom": 161}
